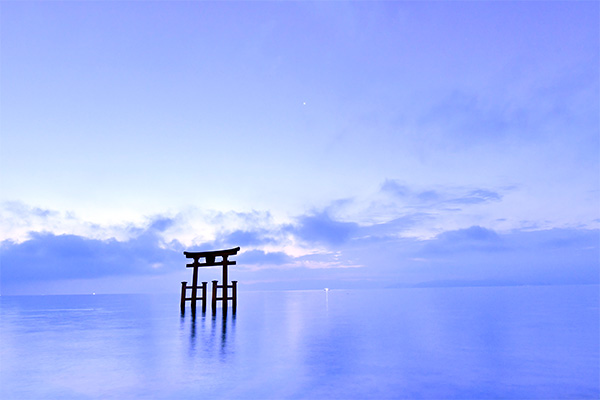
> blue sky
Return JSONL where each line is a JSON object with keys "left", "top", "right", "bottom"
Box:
{"left": 1, "top": 1, "right": 598, "bottom": 295}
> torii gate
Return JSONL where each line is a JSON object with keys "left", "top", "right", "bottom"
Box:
{"left": 180, "top": 246, "right": 240, "bottom": 314}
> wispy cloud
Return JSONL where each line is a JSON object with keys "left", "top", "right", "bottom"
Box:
{"left": 381, "top": 179, "right": 503, "bottom": 208}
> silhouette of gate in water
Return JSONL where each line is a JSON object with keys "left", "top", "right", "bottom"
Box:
{"left": 180, "top": 246, "right": 240, "bottom": 314}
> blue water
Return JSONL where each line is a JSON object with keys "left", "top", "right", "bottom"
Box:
{"left": 1, "top": 286, "right": 598, "bottom": 399}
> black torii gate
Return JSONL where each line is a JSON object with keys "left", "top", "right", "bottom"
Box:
{"left": 180, "top": 246, "right": 240, "bottom": 314}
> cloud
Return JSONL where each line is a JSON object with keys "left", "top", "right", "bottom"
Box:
{"left": 410, "top": 227, "right": 599, "bottom": 286}
{"left": 446, "top": 189, "right": 502, "bottom": 205}
{"left": 291, "top": 212, "right": 359, "bottom": 246}
{"left": 357, "top": 214, "right": 431, "bottom": 241}
{"left": 0, "top": 201, "right": 172, "bottom": 243}
{"left": 379, "top": 180, "right": 502, "bottom": 208}
{"left": 2, "top": 201, "right": 59, "bottom": 219}
{"left": 416, "top": 190, "right": 441, "bottom": 203}
{"left": 1, "top": 201, "right": 76, "bottom": 243}
{"left": 215, "top": 228, "right": 283, "bottom": 248}
{"left": 441, "top": 225, "right": 500, "bottom": 241}
{"left": 381, "top": 180, "right": 410, "bottom": 197}
{"left": 149, "top": 217, "right": 176, "bottom": 232}
{"left": 238, "top": 249, "right": 292, "bottom": 266}
{"left": 0, "top": 229, "right": 182, "bottom": 284}
{"left": 423, "top": 226, "right": 504, "bottom": 254}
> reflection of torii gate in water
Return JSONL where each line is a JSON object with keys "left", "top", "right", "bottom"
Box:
{"left": 180, "top": 247, "right": 240, "bottom": 314}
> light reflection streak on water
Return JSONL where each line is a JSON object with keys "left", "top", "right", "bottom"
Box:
{"left": 180, "top": 307, "right": 237, "bottom": 363}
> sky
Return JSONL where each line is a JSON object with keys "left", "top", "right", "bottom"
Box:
{"left": 1, "top": 1, "right": 598, "bottom": 295}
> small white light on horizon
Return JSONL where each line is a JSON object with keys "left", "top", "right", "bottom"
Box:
{"left": 324, "top": 288, "right": 329, "bottom": 292}
{"left": 303, "top": 102, "right": 306, "bottom": 105}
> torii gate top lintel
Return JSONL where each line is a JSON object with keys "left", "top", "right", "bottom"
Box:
{"left": 183, "top": 246, "right": 240, "bottom": 267}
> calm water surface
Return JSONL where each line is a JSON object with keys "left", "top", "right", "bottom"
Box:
{"left": 1, "top": 286, "right": 598, "bottom": 399}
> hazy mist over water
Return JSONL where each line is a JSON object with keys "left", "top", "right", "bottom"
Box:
{"left": 1, "top": 285, "right": 598, "bottom": 399}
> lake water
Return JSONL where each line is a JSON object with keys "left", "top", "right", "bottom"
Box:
{"left": 1, "top": 285, "right": 598, "bottom": 399}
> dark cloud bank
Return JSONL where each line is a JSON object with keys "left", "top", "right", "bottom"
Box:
{"left": 1, "top": 231, "right": 184, "bottom": 283}
{"left": 2, "top": 211, "right": 598, "bottom": 294}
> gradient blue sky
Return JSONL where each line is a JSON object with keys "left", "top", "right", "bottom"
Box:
{"left": 1, "top": 1, "right": 598, "bottom": 295}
